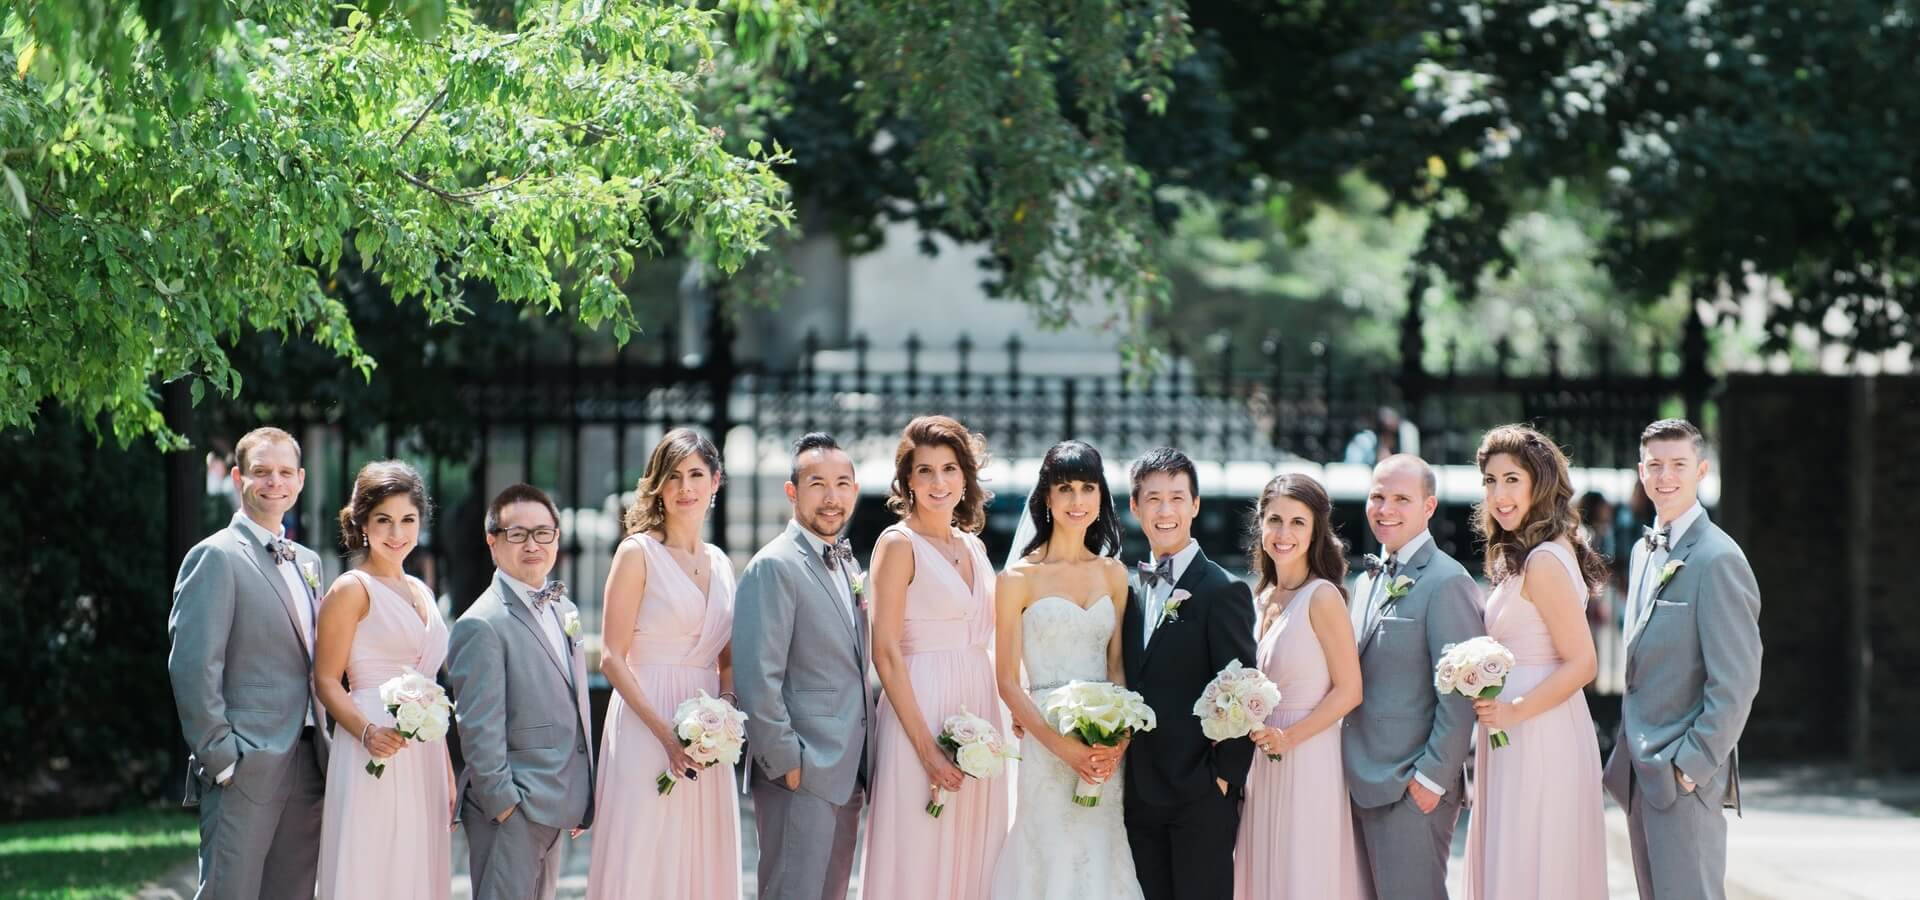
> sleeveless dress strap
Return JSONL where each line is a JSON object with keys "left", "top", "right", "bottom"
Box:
{"left": 1527, "top": 542, "right": 1587, "bottom": 604}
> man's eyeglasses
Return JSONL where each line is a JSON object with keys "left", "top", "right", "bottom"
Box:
{"left": 492, "top": 526, "right": 560, "bottom": 544}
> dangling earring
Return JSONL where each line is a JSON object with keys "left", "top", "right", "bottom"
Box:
{"left": 709, "top": 494, "right": 717, "bottom": 509}
{"left": 362, "top": 532, "right": 370, "bottom": 548}
{"left": 1044, "top": 508, "right": 1052, "bottom": 523}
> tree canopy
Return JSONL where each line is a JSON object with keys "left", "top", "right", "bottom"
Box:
{"left": 0, "top": 0, "right": 793, "bottom": 443}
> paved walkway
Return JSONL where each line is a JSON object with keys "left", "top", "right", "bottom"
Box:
{"left": 138, "top": 765, "right": 1920, "bottom": 899}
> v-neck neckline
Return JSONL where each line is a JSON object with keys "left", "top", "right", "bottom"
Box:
{"left": 901, "top": 525, "right": 978, "bottom": 596}
{"left": 362, "top": 570, "right": 433, "bottom": 630}
{"left": 642, "top": 533, "right": 717, "bottom": 605}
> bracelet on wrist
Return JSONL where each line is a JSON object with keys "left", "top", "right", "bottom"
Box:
{"left": 361, "top": 722, "right": 375, "bottom": 749}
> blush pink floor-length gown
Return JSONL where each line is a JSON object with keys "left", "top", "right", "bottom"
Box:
{"left": 1232, "top": 578, "right": 1365, "bottom": 900}
{"left": 861, "top": 524, "right": 1011, "bottom": 900}
{"left": 317, "top": 571, "right": 452, "bottom": 900}
{"left": 1462, "top": 540, "right": 1607, "bottom": 900}
{"left": 585, "top": 533, "right": 740, "bottom": 900}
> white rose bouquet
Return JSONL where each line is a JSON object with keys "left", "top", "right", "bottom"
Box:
{"left": 926, "top": 707, "right": 1017, "bottom": 817}
{"left": 657, "top": 691, "right": 749, "bottom": 794}
{"left": 1041, "top": 680, "right": 1157, "bottom": 807}
{"left": 1193, "top": 660, "right": 1284, "bottom": 759}
{"left": 367, "top": 667, "right": 454, "bottom": 778}
{"left": 1434, "top": 636, "right": 1517, "bottom": 748}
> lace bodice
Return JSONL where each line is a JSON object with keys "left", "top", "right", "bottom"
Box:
{"left": 1020, "top": 595, "right": 1115, "bottom": 691}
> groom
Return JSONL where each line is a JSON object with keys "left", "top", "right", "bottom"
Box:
{"left": 1121, "top": 447, "right": 1257, "bottom": 900}
{"left": 734, "top": 432, "right": 875, "bottom": 900}
{"left": 1342, "top": 454, "right": 1482, "bottom": 900}
{"left": 168, "top": 426, "right": 329, "bottom": 900}
{"left": 1603, "top": 418, "right": 1762, "bottom": 900}
{"left": 446, "top": 484, "right": 595, "bottom": 900}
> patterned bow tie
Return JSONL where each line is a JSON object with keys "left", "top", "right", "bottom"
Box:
{"left": 1138, "top": 557, "right": 1175, "bottom": 588}
{"left": 821, "top": 538, "right": 855, "bottom": 571}
{"left": 1363, "top": 553, "right": 1398, "bottom": 577}
{"left": 266, "top": 537, "right": 297, "bottom": 565}
{"left": 529, "top": 580, "right": 567, "bottom": 611}
{"left": 1644, "top": 526, "right": 1671, "bottom": 553}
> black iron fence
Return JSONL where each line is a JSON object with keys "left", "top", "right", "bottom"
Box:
{"left": 216, "top": 324, "right": 1705, "bottom": 643}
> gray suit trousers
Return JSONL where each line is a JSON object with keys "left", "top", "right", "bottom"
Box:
{"left": 1627, "top": 773, "right": 1727, "bottom": 900}
{"left": 1350, "top": 790, "right": 1462, "bottom": 900}
{"left": 751, "top": 771, "right": 864, "bottom": 900}
{"left": 463, "top": 794, "right": 565, "bottom": 900}
{"left": 194, "top": 735, "right": 324, "bottom": 900}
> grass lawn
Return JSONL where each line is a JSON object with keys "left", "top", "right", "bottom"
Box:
{"left": 0, "top": 809, "right": 197, "bottom": 899}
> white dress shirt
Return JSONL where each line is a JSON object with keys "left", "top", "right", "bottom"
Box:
{"left": 795, "top": 522, "right": 859, "bottom": 629}
{"left": 1625, "top": 501, "right": 1706, "bottom": 645}
{"left": 500, "top": 570, "right": 571, "bottom": 669}
{"left": 1142, "top": 539, "right": 1202, "bottom": 646}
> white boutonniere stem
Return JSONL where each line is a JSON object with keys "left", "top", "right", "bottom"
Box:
{"left": 1656, "top": 560, "right": 1685, "bottom": 594}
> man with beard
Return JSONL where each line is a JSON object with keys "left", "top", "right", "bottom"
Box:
{"left": 734, "top": 433, "right": 876, "bottom": 900}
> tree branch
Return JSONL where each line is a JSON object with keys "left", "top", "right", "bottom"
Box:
{"left": 398, "top": 170, "right": 531, "bottom": 204}
{"left": 393, "top": 79, "right": 453, "bottom": 151}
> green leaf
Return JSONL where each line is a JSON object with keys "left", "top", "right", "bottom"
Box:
{"left": 1, "top": 168, "right": 27, "bottom": 220}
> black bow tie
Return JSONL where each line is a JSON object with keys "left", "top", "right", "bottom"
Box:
{"left": 822, "top": 538, "right": 855, "bottom": 571}
{"left": 1645, "top": 526, "right": 1671, "bottom": 553}
{"left": 1138, "top": 557, "right": 1175, "bottom": 588}
{"left": 529, "top": 581, "right": 567, "bottom": 611}
{"left": 266, "top": 537, "right": 297, "bottom": 565}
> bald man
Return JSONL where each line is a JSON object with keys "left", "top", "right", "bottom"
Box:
{"left": 1342, "top": 455, "right": 1484, "bottom": 900}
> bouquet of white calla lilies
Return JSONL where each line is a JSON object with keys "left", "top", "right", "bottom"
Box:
{"left": 1041, "top": 680, "right": 1157, "bottom": 807}
{"left": 367, "top": 667, "right": 454, "bottom": 778}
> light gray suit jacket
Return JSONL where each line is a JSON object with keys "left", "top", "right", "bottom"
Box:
{"left": 1604, "top": 516, "right": 1761, "bottom": 813}
{"left": 1342, "top": 538, "right": 1485, "bottom": 808}
{"left": 733, "top": 522, "right": 874, "bottom": 806}
{"left": 167, "top": 514, "right": 331, "bottom": 805}
{"left": 446, "top": 576, "right": 595, "bottom": 830}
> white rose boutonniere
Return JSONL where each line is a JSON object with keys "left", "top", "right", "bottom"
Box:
{"left": 562, "top": 609, "right": 582, "bottom": 639}
{"left": 301, "top": 562, "right": 320, "bottom": 591}
{"left": 1656, "top": 560, "right": 1686, "bottom": 594}
{"left": 1382, "top": 575, "right": 1415, "bottom": 608}
{"left": 849, "top": 571, "right": 866, "bottom": 599}
{"left": 1158, "top": 589, "right": 1191, "bottom": 628}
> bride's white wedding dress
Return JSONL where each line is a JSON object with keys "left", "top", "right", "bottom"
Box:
{"left": 989, "top": 594, "right": 1143, "bottom": 900}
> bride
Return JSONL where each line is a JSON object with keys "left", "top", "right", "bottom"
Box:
{"left": 990, "top": 440, "right": 1143, "bottom": 900}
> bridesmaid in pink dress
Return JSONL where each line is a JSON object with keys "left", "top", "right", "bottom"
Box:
{"left": 1233, "top": 474, "right": 1365, "bottom": 900}
{"left": 863, "top": 416, "right": 1011, "bottom": 900}
{"left": 313, "top": 461, "right": 452, "bottom": 900}
{"left": 588, "top": 428, "right": 740, "bottom": 900}
{"left": 1463, "top": 425, "right": 1608, "bottom": 899}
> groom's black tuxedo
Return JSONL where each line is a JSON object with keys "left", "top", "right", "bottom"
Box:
{"left": 1122, "top": 545, "right": 1258, "bottom": 900}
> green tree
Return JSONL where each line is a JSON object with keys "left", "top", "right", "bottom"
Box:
{"left": 0, "top": 1, "right": 793, "bottom": 443}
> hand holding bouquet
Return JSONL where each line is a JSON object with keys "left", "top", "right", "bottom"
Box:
{"left": 1041, "top": 681, "right": 1157, "bottom": 807}
{"left": 1435, "top": 637, "right": 1517, "bottom": 748}
{"left": 926, "top": 707, "right": 1017, "bottom": 817}
{"left": 657, "top": 691, "right": 749, "bottom": 794}
{"left": 367, "top": 668, "right": 454, "bottom": 778}
{"left": 1193, "top": 660, "right": 1283, "bottom": 759}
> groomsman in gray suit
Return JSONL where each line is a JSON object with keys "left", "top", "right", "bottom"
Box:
{"left": 1342, "top": 454, "right": 1483, "bottom": 900}
{"left": 1604, "top": 419, "right": 1762, "bottom": 900}
{"left": 168, "top": 426, "right": 330, "bottom": 900}
{"left": 734, "top": 433, "right": 875, "bottom": 900}
{"left": 447, "top": 484, "right": 596, "bottom": 900}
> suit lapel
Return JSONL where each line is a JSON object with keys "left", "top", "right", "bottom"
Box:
{"left": 1360, "top": 538, "right": 1437, "bottom": 654}
{"left": 787, "top": 525, "right": 862, "bottom": 654}
{"left": 1627, "top": 518, "right": 1711, "bottom": 658}
{"left": 230, "top": 524, "right": 312, "bottom": 662}
{"left": 1141, "top": 548, "right": 1214, "bottom": 671}
{"left": 498, "top": 577, "right": 573, "bottom": 686}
